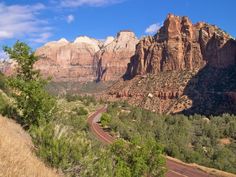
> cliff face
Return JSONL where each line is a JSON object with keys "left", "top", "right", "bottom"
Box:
{"left": 35, "top": 31, "right": 138, "bottom": 82}
{"left": 96, "top": 31, "right": 138, "bottom": 81}
{"left": 35, "top": 37, "right": 100, "bottom": 82}
{"left": 105, "top": 14, "right": 236, "bottom": 115}
{"left": 125, "top": 14, "right": 236, "bottom": 79}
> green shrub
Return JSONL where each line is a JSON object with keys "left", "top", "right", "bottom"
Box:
{"left": 73, "top": 107, "right": 88, "bottom": 116}
{"left": 106, "top": 102, "right": 236, "bottom": 174}
{"left": 0, "top": 72, "right": 6, "bottom": 90}
{"left": 30, "top": 122, "right": 92, "bottom": 175}
{"left": 100, "top": 113, "right": 111, "bottom": 127}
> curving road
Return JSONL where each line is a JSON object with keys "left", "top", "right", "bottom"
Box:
{"left": 88, "top": 106, "right": 216, "bottom": 177}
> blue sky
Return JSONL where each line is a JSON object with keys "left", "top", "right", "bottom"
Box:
{"left": 0, "top": 0, "right": 236, "bottom": 57}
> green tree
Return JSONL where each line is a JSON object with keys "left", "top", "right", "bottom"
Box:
{"left": 73, "top": 106, "right": 88, "bottom": 116}
{"left": 111, "top": 139, "right": 166, "bottom": 177}
{"left": 100, "top": 113, "right": 112, "bottom": 127}
{"left": 4, "top": 41, "right": 55, "bottom": 128}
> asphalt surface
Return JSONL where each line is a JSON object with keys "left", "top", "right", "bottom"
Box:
{"left": 87, "top": 106, "right": 216, "bottom": 177}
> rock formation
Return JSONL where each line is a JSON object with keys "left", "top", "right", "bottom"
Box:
{"left": 105, "top": 14, "right": 236, "bottom": 115}
{"left": 35, "top": 37, "right": 100, "bottom": 82}
{"left": 96, "top": 31, "right": 138, "bottom": 81}
{"left": 125, "top": 14, "right": 236, "bottom": 79}
{"left": 34, "top": 31, "right": 138, "bottom": 82}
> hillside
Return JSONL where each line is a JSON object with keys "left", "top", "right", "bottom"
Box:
{"left": 0, "top": 116, "right": 60, "bottom": 177}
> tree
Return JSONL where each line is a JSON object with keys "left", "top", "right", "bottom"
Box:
{"left": 110, "top": 139, "right": 166, "bottom": 177}
{"left": 100, "top": 113, "right": 112, "bottom": 127}
{"left": 3, "top": 41, "right": 55, "bottom": 128}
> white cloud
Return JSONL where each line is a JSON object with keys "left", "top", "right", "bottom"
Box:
{"left": 0, "top": 3, "right": 52, "bottom": 43}
{"left": 145, "top": 23, "right": 162, "bottom": 35}
{"left": 0, "top": 31, "right": 14, "bottom": 39}
{"left": 66, "top": 14, "right": 75, "bottom": 23}
{"left": 60, "top": 0, "right": 121, "bottom": 7}
{"left": 30, "top": 32, "right": 52, "bottom": 44}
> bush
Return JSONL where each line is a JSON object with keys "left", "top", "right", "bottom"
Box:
{"left": 65, "top": 94, "right": 82, "bottom": 102}
{"left": 106, "top": 102, "right": 236, "bottom": 173}
{"left": 100, "top": 113, "right": 111, "bottom": 127}
{"left": 0, "top": 72, "right": 6, "bottom": 90}
{"left": 73, "top": 107, "right": 88, "bottom": 116}
{"left": 110, "top": 139, "right": 166, "bottom": 177}
{"left": 30, "top": 123, "right": 91, "bottom": 173}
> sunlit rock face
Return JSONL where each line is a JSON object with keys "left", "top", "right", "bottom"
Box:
{"left": 35, "top": 37, "right": 100, "bottom": 82}
{"left": 125, "top": 14, "right": 236, "bottom": 79}
{"left": 96, "top": 31, "right": 139, "bottom": 81}
{"left": 35, "top": 31, "right": 139, "bottom": 82}
{"left": 104, "top": 14, "right": 236, "bottom": 116}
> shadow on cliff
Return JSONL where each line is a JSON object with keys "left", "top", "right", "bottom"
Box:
{"left": 122, "top": 55, "right": 137, "bottom": 80}
{"left": 180, "top": 64, "right": 236, "bottom": 116}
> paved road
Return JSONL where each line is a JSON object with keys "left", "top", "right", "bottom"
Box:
{"left": 87, "top": 106, "right": 215, "bottom": 177}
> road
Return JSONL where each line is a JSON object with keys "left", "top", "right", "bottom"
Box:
{"left": 87, "top": 106, "right": 215, "bottom": 177}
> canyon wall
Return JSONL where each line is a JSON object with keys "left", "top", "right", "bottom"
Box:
{"left": 106, "top": 14, "right": 236, "bottom": 115}
{"left": 125, "top": 14, "right": 236, "bottom": 79}
{"left": 34, "top": 31, "right": 138, "bottom": 82}
{"left": 96, "top": 31, "right": 138, "bottom": 81}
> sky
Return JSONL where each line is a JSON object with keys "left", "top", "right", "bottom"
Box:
{"left": 0, "top": 0, "right": 236, "bottom": 58}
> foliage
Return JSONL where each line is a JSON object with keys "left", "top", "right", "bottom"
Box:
{"left": 65, "top": 94, "right": 96, "bottom": 106}
{"left": 73, "top": 106, "right": 88, "bottom": 116}
{"left": 100, "top": 113, "right": 112, "bottom": 127}
{"left": 30, "top": 122, "right": 91, "bottom": 172}
{"left": 81, "top": 139, "right": 166, "bottom": 177}
{"left": 29, "top": 96, "right": 166, "bottom": 177}
{"left": 106, "top": 102, "right": 236, "bottom": 174}
{"left": 111, "top": 139, "right": 166, "bottom": 177}
{"left": 0, "top": 72, "right": 6, "bottom": 90}
{"left": 3, "top": 41, "right": 55, "bottom": 128}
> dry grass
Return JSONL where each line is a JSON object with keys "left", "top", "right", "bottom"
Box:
{"left": 0, "top": 116, "right": 62, "bottom": 177}
{"left": 167, "top": 156, "right": 236, "bottom": 177}
{"left": 219, "top": 138, "right": 231, "bottom": 145}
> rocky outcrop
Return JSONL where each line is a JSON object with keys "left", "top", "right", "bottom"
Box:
{"left": 104, "top": 14, "right": 236, "bottom": 115}
{"left": 96, "top": 31, "right": 138, "bottom": 81}
{"left": 35, "top": 31, "right": 138, "bottom": 82}
{"left": 125, "top": 14, "right": 236, "bottom": 79}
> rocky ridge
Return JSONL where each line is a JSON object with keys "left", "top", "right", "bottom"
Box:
{"left": 125, "top": 14, "right": 236, "bottom": 79}
{"left": 34, "top": 31, "right": 138, "bottom": 82}
{"left": 105, "top": 14, "right": 236, "bottom": 115}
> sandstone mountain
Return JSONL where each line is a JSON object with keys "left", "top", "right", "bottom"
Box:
{"left": 96, "top": 31, "right": 138, "bottom": 81}
{"left": 125, "top": 14, "right": 235, "bottom": 79}
{"left": 1, "top": 13, "right": 236, "bottom": 115}
{"left": 34, "top": 31, "right": 138, "bottom": 83}
{"left": 35, "top": 37, "right": 98, "bottom": 82}
{"left": 105, "top": 14, "right": 236, "bottom": 116}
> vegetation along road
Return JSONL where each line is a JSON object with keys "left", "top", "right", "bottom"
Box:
{"left": 87, "top": 106, "right": 216, "bottom": 177}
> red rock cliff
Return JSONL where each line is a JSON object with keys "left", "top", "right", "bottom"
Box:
{"left": 125, "top": 14, "right": 236, "bottom": 79}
